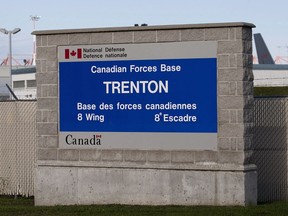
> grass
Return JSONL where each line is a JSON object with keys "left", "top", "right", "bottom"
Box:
{"left": 1, "top": 196, "right": 288, "bottom": 216}
{"left": 254, "top": 86, "right": 288, "bottom": 97}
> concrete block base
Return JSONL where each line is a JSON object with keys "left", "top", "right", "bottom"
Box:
{"left": 35, "top": 165, "right": 257, "bottom": 206}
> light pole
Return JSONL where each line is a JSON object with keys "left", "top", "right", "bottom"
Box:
{"left": 0, "top": 28, "right": 21, "bottom": 99}
{"left": 30, "top": 15, "right": 40, "bottom": 65}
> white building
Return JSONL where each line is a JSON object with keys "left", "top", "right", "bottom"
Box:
{"left": 253, "top": 64, "right": 288, "bottom": 87}
{"left": 0, "top": 66, "right": 36, "bottom": 100}
{"left": 0, "top": 66, "right": 10, "bottom": 100}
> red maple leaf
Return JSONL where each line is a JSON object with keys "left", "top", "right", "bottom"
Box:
{"left": 70, "top": 50, "right": 77, "bottom": 56}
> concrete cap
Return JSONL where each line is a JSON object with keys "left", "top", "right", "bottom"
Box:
{"left": 32, "top": 22, "right": 255, "bottom": 35}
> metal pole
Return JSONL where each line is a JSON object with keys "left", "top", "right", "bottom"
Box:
{"left": 0, "top": 28, "right": 21, "bottom": 99}
{"left": 9, "top": 32, "right": 13, "bottom": 99}
{"left": 30, "top": 15, "right": 40, "bottom": 65}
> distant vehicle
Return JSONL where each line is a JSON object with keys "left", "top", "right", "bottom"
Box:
{"left": 254, "top": 33, "right": 275, "bottom": 64}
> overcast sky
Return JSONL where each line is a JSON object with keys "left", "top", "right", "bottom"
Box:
{"left": 0, "top": 0, "right": 287, "bottom": 63}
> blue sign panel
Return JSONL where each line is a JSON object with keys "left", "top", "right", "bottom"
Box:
{"left": 59, "top": 58, "right": 217, "bottom": 133}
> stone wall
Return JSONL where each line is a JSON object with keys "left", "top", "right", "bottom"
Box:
{"left": 34, "top": 22, "right": 257, "bottom": 206}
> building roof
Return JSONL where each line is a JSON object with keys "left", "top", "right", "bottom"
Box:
{"left": 11, "top": 66, "right": 36, "bottom": 75}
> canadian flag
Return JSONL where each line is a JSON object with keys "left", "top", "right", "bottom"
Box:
{"left": 65, "top": 48, "right": 82, "bottom": 59}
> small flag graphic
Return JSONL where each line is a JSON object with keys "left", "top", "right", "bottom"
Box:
{"left": 65, "top": 49, "right": 82, "bottom": 59}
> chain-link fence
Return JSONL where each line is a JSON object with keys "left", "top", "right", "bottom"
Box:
{"left": 1, "top": 97, "right": 288, "bottom": 201}
{"left": 252, "top": 97, "right": 288, "bottom": 202}
{"left": 0, "top": 100, "right": 36, "bottom": 196}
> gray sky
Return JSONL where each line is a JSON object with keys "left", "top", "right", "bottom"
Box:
{"left": 0, "top": 0, "right": 287, "bottom": 63}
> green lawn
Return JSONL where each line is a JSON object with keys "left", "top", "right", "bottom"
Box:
{"left": 254, "top": 86, "right": 288, "bottom": 97}
{"left": 1, "top": 196, "right": 288, "bottom": 216}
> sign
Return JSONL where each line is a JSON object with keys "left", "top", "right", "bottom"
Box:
{"left": 58, "top": 41, "right": 218, "bottom": 150}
